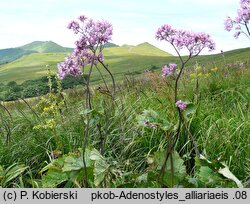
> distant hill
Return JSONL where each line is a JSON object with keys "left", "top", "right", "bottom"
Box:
{"left": 104, "top": 42, "right": 172, "bottom": 57}
{"left": 19, "top": 41, "right": 73, "bottom": 53}
{"left": 0, "top": 48, "right": 36, "bottom": 65}
{"left": 0, "top": 41, "right": 119, "bottom": 65}
{"left": 0, "top": 42, "right": 171, "bottom": 83}
{"left": 104, "top": 42, "right": 119, "bottom": 48}
{"left": 1, "top": 41, "right": 248, "bottom": 84}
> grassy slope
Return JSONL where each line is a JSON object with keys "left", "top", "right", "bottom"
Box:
{"left": 0, "top": 44, "right": 249, "bottom": 84}
{"left": 19, "top": 41, "right": 73, "bottom": 53}
{"left": 0, "top": 53, "right": 66, "bottom": 82}
{"left": 0, "top": 43, "right": 171, "bottom": 83}
{"left": 0, "top": 48, "right": 36, "bottom": 65}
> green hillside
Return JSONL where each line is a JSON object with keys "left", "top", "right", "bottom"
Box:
{"left": 0, "top": 43, "right": 249, "bottom": 84}
{"left": 0, "top": 41, "right": 73, "bottom": 65}
{"left": 0, "top": 53, "right": 66, "bottom": 82}
{"left": 104, "top": 42, "right": 119, "bottom": 48}
{"left": 104, "top": 42, "right": 171, "bottom": 57}
{"left": 0, "top": 42, "right": 172, "bottom": 83}
{"left": 19, "top": 41, "right": 73, "bottom": 53}
{"left": 0, "top": 48, "right": 36, "bottom": 65}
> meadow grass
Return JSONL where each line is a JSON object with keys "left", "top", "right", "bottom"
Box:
{"left": 0, "top": 59, "right": 249, "bottom": 187}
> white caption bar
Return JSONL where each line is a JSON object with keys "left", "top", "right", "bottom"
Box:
{"left": 0, "top": 188, "right": 249, "bottom": 204}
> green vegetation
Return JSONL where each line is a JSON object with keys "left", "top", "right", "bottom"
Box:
{"left": 0, "top": 42, "right": 171, "bottom": 83}
{"left": 0, "top": 41, "right": 119, "bottom": 65}
{"left": 0, "top": 74, "right": 88, "bottom": 101}
{"left": 0, "top": 41, "right": 73, "bottom": 65}
{"left": 0, "top": 55, "right": 249, "bottom": 187}
{"left": 0, "top": 41, "right": 249, "bottom": 187}
{"left": 19, "top": 41, "right": 73, "bottom": 53}
{"left": 0, "top": 48, "right": 36, "bottom": 65}
{"left": 0, "top": 43, "right": 249, "bottom": 85}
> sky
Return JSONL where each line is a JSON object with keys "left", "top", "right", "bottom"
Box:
{"left": 0, "top": 0, "right": 249, "bottom": 55}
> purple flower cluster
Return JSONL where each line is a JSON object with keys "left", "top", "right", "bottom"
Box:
{"left": 156, "top": 24, "right": 215, "bottom": 56}
{"left": 58, "top": 15, "right": 112, "bottom": 80}
{"left": 224, "top": 0, "right": 250, "bottom": 39}
{"left": 175, "top": 100, "right": 187, "bottom": 111}
{"left": 58, "top": 55, "right": 83, "bottom": 79}
{"left": 162, "top": 63, "right": 177, "bottom": 78}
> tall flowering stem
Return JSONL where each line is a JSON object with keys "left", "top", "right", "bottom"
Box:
{"left": 57, "top": 15, "right": 115, "bottom": 187}
{"left": 156, "top": 24, "right": 215, "bottom": 186}
{"left": 224, "top": 0, "right": 250, "bottom": 39}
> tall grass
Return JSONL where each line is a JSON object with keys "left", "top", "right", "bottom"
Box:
{"left": 0, "top": 61, "right": 249, "bottom": 187}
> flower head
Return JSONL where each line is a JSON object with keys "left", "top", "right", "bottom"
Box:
{"left": 57, "top": 55, "right": 83, "bottom": 80}
{"left": 224, "top": 17, "right": 233, "bottom": 31}
{"left": 58, "top": 15, "right": 113, "bottom": 80}
{"left": 67, "top": 21, "right": 80, "bottom": 34}
{"left": 162, "top": 63, "right": 177, "bottom": 78}
{"left": 78, "top": 15, "right": 87, "bottom": 22}
{"left": 156, "top": 24, "right": 215, "bottom": 56}
{"left": 176, "top": 100, "right": 187, "bottom": 111}
{"left": 225, "top": 0, "right": 250, "bottom": 39}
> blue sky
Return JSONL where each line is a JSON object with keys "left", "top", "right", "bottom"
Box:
{"left": 0, "top": 0, "right": 249, "bottom": 55}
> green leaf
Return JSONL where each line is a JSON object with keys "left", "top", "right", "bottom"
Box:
{"left": 62, "top": 148, "right": 93, "bottom": 172}
{"left": 62, "top": 155, "right": 84, "bottom": 172}
{"left": 197, "top": 166, "right": 224, "bottom": 187}
{"left": 137, "top": 109, "right": 171, "bottom": 131}
{"left": 40, "top": 157, "right": 65, "bottom": 173}
{"left": 218, "top": 163, "right": 243, "bottom": 188}
{"left": 195, "top": 155, "right": 224, "bottom": 170}
{"left": 137, "top": 109, "right": 158, "bottom": 126}
{"left": 161, "top": 119, "right": 172, "bottom": 131}
{"left": 90, "top": 148, "right": 110, "bottom": 186}
{"left": 153, "top": 151, "right": 187, "bottom": 187}
{"left": 3, "top": 164, "right": 28, "bottom": 185}
{"left": 185, "top": 177, "right": 199, "bottom": 187}
{"left": 0, "top": 165, "right": 3, "bottom": 179}
{"left": 184, "top": 103, "right": 196, "bottom": 118}
{"left": 79, "top": 108, "right": 93, "bottom": 115}
{"left": 42, "top": 169, "right": 69, "bottom": 188}
{"left": 136, "top": 173, "right": 148, "bottom": 183}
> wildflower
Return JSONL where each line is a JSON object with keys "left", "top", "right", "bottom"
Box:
{"left": 156, "top": 24, "right": 215, "bottom": 56}
{"left": 195, "top": 65, "right": 202, "bottom": 72}
{"left": 162, "top": 63, "right": 177, "bottom": 78}
{"left": 198, "top": 73, "right": 203, "bottom": 77}
{"left": 211, "top": 67, "right": 218, "bottom": 72}
{"left": 67, "top": 21, "right": 80, "bottom": 34}
{"left": 78, "top": 15, "right": 87, "bottom": 21}
{"left": 190, "top": 73, "right": 196, "bottom": 78}
{"left": 234, "top": 31, "right": 241, "bottom": 39}
{"left": 98, "top": 52, "right": 105, "bottom": 62}
{"left": 224, "top": 17, "right": 233, "bottom": 31}
{"left": 176, "top": 100, "right": 187, "bottom": 111}
{"left": 224, "top": 0, "right": 250, "bottom": 39}
{"left": 58, "top": 15, "right": 113, "bottom": 80}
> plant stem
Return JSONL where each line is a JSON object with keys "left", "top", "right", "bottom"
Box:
{"left": 82, "top": 59, "right": 95, "bottom": 187}
{"left": 99, "top": 60, "right": 116, "bottom": 101}
{"left": 244, "top": 22, "right": 250, "bottom": 38}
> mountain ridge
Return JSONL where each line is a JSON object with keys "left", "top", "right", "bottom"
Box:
{"left": 19, "top": 41, "right": 73, "bottom": 53}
